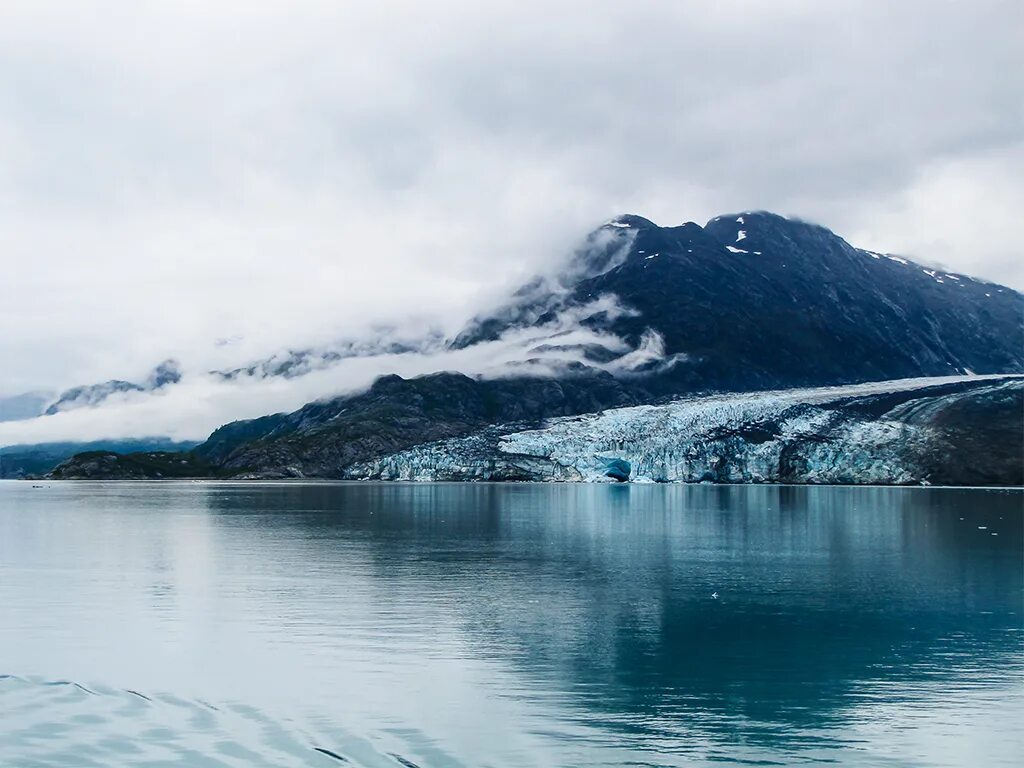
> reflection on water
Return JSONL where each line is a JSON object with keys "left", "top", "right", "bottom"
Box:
{"left": 1, "top": 482, "right": 1021, "bottom": 767}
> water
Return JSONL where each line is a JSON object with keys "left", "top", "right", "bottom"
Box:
{"left": 0, "top": 481, "right": 1020, "bottom": 767}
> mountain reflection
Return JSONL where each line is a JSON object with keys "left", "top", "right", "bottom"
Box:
{"left": 202, "top": 483, "right": 1023, "bottom": 749}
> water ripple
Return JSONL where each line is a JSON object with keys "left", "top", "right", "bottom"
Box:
{"left": 0, "top": 675, "right": 380, "bottom": 767}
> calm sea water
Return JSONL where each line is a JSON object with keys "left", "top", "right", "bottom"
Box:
{"left": 0, "top": 481, "right": 1020, "bottom": 767}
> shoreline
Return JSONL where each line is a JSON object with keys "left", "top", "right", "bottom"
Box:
{"left": 7, "top": 478, "right": 1022, "bottom": 491}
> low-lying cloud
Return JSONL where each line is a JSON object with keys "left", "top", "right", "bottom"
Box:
{"left": 0, "top": 294, "right": 662, "bottom": 444}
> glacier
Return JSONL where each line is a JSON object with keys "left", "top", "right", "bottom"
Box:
{"left": 345, "top": 375, "right": 1023, "bottom": 486}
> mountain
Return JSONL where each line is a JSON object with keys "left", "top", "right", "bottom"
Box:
{"left": 213, "top": 329, "right": 447, "bottom": 381}
{"left": 48, "top": 369, "right": 642, "bottom": 479}
{"left": 43, "top": 359, "right": 182, "bottom": 415}
{"left": 192, "top": 368, "right": 643, "bottom": 477}
{"left": 45, "top": 211, "right": 1024, "bottom": 484}
{"left": 455, "top": 212, "right": 1023, "bottom": 391}
{"left": 1, "top": 438, "right": 198, "bottom": 479}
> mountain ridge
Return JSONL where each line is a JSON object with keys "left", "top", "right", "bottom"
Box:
{"left": 34, "top": 210, "right": 1024, "bottom": 483}
{"left": 454, "top": 210, "right": 1021, "bottom": 391}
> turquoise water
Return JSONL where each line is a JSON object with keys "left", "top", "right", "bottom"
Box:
{"left": 0, "top": 481, "right": 1021, "bottom": 767}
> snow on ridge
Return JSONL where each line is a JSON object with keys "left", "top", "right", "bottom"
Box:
{"left": 736, "top": 230, "right": 747, "bottom": 242}
{"left": 725, "top": 245, "right": 748, "bottom": 254}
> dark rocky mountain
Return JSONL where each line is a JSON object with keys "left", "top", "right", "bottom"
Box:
{"left": 45, "top": 211, "right": 1024, "bottom": 484}
{"left": 455, "top": 212, "right": 1023, "bottom": 392}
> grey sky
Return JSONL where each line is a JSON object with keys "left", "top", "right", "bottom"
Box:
{"left": 2, "top": 0, "right": 1022, "bottom": 397}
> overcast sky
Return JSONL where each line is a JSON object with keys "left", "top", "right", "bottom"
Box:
{"left": 2, "top": 0, "right": 1022, "bottom": 398}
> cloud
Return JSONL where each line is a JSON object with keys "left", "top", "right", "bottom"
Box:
{"left": 1, "top": 0, "right": 1021, "bottom": 402}
{"left": 0, "top": 295, "right": 657, "bottom": 444}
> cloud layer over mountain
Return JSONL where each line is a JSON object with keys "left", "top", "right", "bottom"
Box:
{"left": 2, "top": 0, "right": 1021, "bottom": 398}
